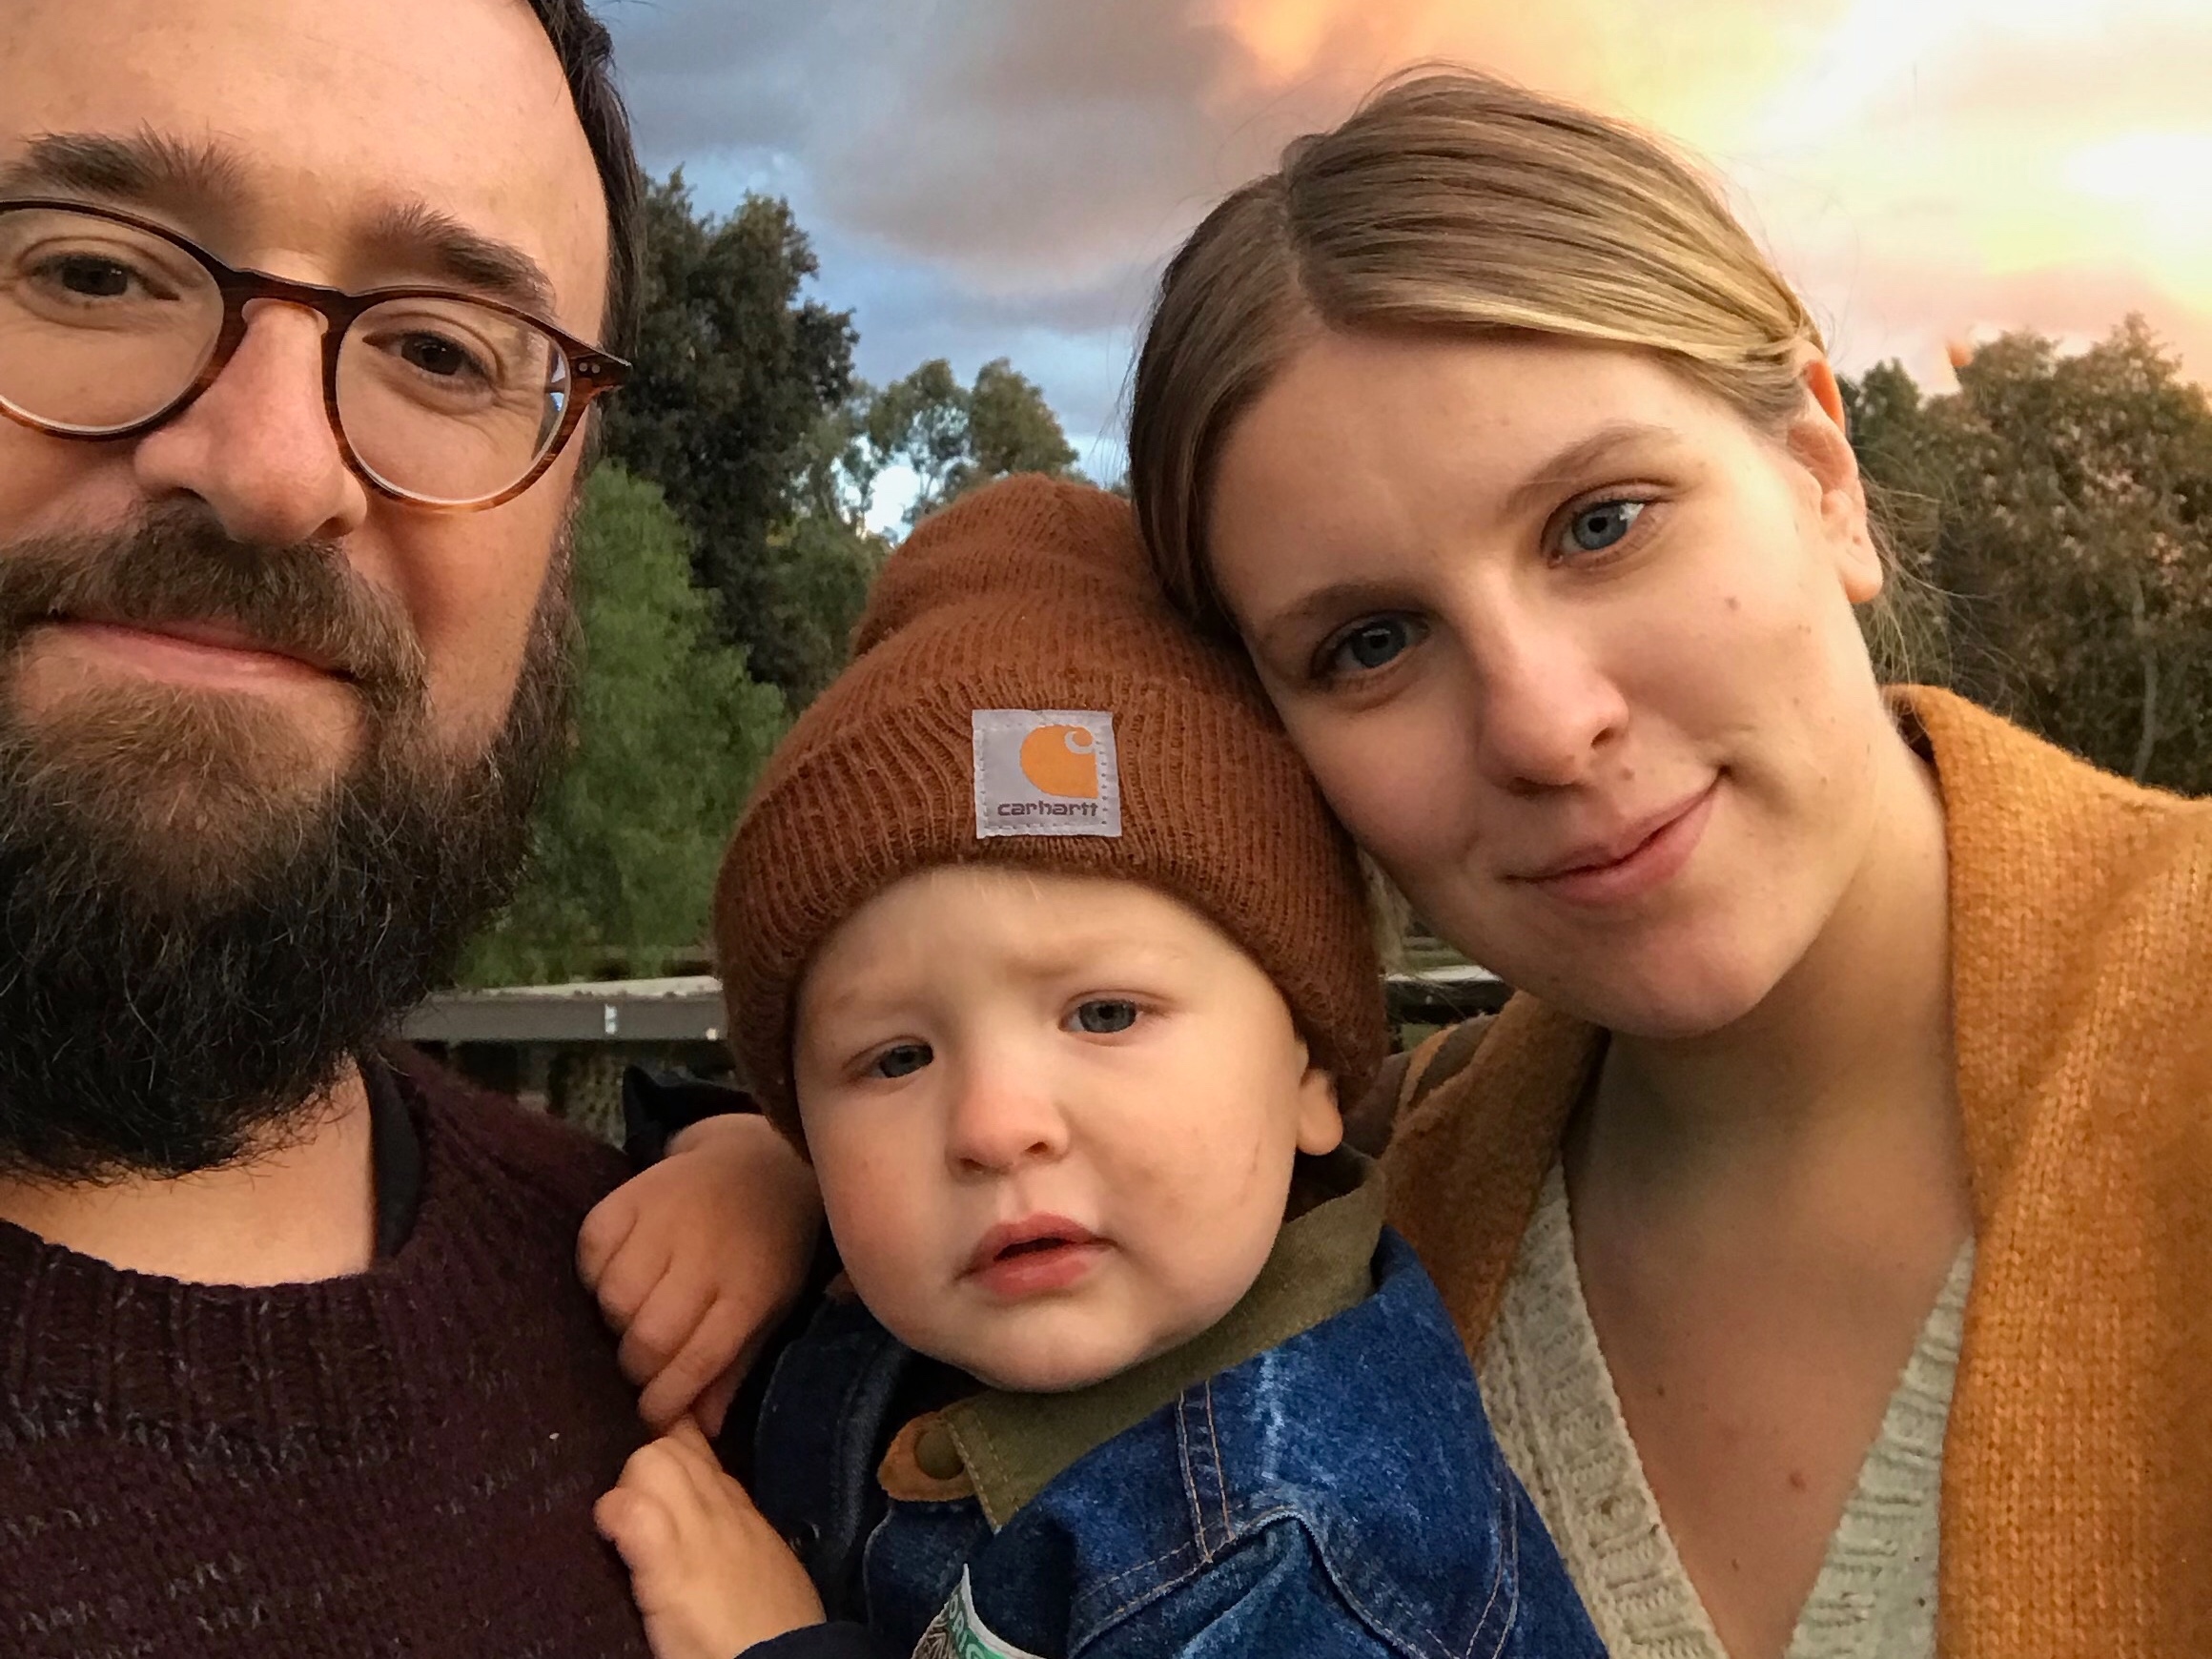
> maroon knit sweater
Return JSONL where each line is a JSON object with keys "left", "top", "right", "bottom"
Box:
{"left": 0, "top": 1053, "right": 654, "bottom": 1658}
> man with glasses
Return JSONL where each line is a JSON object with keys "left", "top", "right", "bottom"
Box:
{"left": 0, "top": 1, "right": 821, "bottom": 1653}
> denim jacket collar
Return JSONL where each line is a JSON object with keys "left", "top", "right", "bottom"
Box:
{"left": 915, "top": 1148, "right": 1382, "bottom": 1528}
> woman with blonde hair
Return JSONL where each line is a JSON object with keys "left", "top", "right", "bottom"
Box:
{"left": 1128, "top": 69, "right": 2210, "bottom": 1659}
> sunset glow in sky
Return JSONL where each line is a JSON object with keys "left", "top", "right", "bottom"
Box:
{"left": 610, "top": 0, "right": 2212, "bottom": 476}
{"left": 1209, "top": 0, "right": 2212, "bottom": 383}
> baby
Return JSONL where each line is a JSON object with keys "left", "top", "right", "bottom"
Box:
{"left": 587, "top": 478, "right": 1604, "bottom": 1659}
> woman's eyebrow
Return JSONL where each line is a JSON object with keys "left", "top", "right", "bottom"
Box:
{"left": 1497, "top": 420, "right": 1680, "bottom": 522}
{"left": 1254, "top": 580, "right": 1411, "bottom": 649}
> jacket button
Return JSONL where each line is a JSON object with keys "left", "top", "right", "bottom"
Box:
{"left": 786, "top": 1520, "right": 820, "bottom": 1561}
{"left": 914, "top": 1420, "right": 964, "bottom": 1482}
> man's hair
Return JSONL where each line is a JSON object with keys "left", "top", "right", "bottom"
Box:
{"left": 527, "top": 0, "right": 644, "bottom": 352}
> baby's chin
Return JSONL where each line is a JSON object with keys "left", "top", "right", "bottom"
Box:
{"left": 937, "top": 1329, "right": 1154, "bottom": 1394}
{"left": 923, "top": 1306, "right": 1224, "bottom": 1395}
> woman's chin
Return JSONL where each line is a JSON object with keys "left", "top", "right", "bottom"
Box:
{"left": 1498, "top": 933, "right": 1792, "bottom": 1042}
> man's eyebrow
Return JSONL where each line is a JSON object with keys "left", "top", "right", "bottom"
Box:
{"left": 0, "top": 132, "right": 558, "bottom": 321}
{"left": 0, "top": 132, "right": 246, "bottom": 219}
{"left": 358, "top": 199, "right": 556, "bottom": 318}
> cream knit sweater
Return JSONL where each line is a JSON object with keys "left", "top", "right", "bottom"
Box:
{"left": 1478, "top": 1164, "right": 1973, "bottom": 1659}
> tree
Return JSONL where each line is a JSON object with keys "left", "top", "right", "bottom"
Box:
{"left": 1847, "top": 318, "right": 2212, "bottom": 793}
{"left": 460, "top": 465, "right": 788, "bottom": 986}
{"left": 868, "top": 356, "right": 1081, "bottom": 526}
{"left": 602, "top": 174, "right": 860, "bottom": 703}
{"left": 1839, "top": 359, "right": 1951, "bottom": 686}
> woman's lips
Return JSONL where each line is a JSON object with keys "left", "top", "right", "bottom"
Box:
{"left": 1518, "top": 780, "right": 1719, "bottom": 908}
{"left": 964, "top": 1215, "right": 1107, "bottom": 1299}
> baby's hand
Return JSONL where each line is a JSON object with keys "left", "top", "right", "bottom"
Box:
{"left": 596, "top": 1418, "right": 825, "bottom": 1659}
{"left": 580, "top": 1114, "right": 823, "bottom": 1433}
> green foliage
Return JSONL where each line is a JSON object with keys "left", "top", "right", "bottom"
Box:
{"left": 459, "top": 465, "right": 788, "bottom": 986}
{"left": 601, "top": 174, "right": 860, "bottom": 703}
{"left": 600, "top": 176, "right": 1084, "bottom": 706}
{"left": 452, "top": 185, "right": 1095, "bottom": 986}
{"left": 868, "top": 356, "right": 1081, "bottom": 526}
{"left": 1845, "top": 317, "right": 2212, "bottom": 793}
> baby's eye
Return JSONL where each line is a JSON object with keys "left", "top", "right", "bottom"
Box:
{"left": 1068, "top": 1000, "right": 1139, "bottom": 1035}
{"left": 1556, "top": 499, "right": 1646, "bottom": 557}
{"left": 869, "top": 1040, "right": 933, "bottom": 1079}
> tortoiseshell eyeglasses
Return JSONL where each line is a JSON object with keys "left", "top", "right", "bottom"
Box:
{"left": 0, "top": 199, "right": 628, "bottom": 511}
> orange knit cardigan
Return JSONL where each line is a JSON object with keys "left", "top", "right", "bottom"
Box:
{"left": 1382, "top": 687, "right": 2212, "bottom": 1656}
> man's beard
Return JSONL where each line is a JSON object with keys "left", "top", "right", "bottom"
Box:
{"left": 0, "top": 504, "right": 574, "bottom": 1181}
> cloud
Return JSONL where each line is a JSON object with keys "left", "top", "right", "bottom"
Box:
{"left": 604, "top": 0, "right": 2212, "bottom": 467}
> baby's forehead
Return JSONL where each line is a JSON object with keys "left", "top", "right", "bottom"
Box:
{"left": 794, "top": 864, "right": 1270, "bottom": 1019}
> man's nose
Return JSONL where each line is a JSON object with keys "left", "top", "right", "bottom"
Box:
{"left": 130, "top": 300, "right": 372, "bottom": 547}
{"left": 944, "top": 1059, "right": 1071, "bottom": 1176}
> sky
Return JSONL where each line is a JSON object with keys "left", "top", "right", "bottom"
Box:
{"left": 604, "top": 0, "right": 2212, "bottom": 502}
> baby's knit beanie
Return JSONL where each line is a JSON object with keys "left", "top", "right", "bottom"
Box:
{"left": 713, "top": 474, "right": 1387, "bottom": 1143}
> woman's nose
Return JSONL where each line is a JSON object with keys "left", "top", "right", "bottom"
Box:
{"left": 1464, "top": 605, "right": 1629, "bottom": 792}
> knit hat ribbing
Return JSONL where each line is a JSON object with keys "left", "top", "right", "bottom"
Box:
{"left": 713, "top": 475, "right": 1387, "bottom": 1140}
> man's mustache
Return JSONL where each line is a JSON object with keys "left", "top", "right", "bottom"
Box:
{"left": 0, "top": 503, "right": 428, "bottom": 718}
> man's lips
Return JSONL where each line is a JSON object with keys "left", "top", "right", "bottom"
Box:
{"left": 1508, "top": 779, "right": 1720, "bottom": 905}
{"left": 964, "top": 1214, "right": 1106, "bottom": 1297}
{"left": 39, "top": 616, "right": 348, "bottom": 684}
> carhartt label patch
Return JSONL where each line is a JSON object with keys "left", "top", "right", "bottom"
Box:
{"left": 973, "top": 709, "right": 1120, "bottom": 839}
{"left": 913, "top": 1569, "right": 1047, "bottom": 1659}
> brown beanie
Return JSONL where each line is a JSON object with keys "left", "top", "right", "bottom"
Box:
{"left": 714, "top": 475, "right": 1387, "bottom": 1142}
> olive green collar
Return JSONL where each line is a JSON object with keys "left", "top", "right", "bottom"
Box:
{"left": 939, "top": 1148, "right": 1383, "bottom": 1528}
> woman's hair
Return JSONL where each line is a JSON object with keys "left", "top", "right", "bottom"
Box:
{"left": 1128, "top": 68, "right": 1830, "bottom": 630}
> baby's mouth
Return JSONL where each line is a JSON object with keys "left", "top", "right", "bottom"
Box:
{"left": 963, "top": 1215, "right": 1107, "bottom": 1296}
{"left": 965, "top": 1214, "right": 1101, "bottom": 1275}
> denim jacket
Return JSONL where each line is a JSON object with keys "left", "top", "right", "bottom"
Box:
{"left": 749, "top": 1153, "right": 1605, "bottom": 1659}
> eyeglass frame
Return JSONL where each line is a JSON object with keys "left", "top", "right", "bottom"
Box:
{"left": 0, "top": 197, "right": 631, "bottom": 512}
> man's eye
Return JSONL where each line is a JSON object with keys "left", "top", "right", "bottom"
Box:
{"left": 869, "top": 1041, "right": 933, "bottom": 1079}
{"left": 1557, "top": 500, "right": 1646, "bottom": 556}
{"left": 1069, "top": 1000, "right": 1138, "bottom": 1035}
{"left": 397, "top": 332, "right": 489, "bottom": 382}
{"left": 30, "top": 254, "right": 163, "bottom": 304}
{"left": 51, "top": 256, "right": 135, "bottom": 298}
{"left": 1321, "top": 615, "right": 1424, "bottom": 680}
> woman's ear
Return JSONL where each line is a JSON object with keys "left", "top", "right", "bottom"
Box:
{"left": 1788, "top": 355, "right": 1883, "bottom": 605}
{"left": 1295, "top": 1061, "right": 1345, "bottom": 1157}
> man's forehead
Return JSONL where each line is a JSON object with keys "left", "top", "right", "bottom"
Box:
{"left": 0, "top": 0, "right": 609, "bottom": 334}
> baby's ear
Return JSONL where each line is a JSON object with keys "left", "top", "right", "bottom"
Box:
{"left": 1294, "top": 1059, "right": 1344, "bottom": 1157}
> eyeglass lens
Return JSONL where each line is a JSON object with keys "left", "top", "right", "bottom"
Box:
{"left": 0, "top": 205, "right": 574, "bottom": 507}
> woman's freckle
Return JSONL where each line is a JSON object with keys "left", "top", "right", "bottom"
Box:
{"left": 1724, "top": 595, "right": 1741, "bottom": 612}
{"left": 1788, "top": 1468, "right": 1808, "bottom": 1492}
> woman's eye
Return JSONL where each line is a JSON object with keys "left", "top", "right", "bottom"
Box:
{"left": 1069, "top": 1000, "right": 1139, "bottom": 1035}
{"left": 1321, "top": 614, "right": 1425, "bottom": 679}
{"left": 868, "top": 1040, "right": 933, "bottom": 1079}
{"left": 1558, "top": 500, "right": 1646, "bottom": 557}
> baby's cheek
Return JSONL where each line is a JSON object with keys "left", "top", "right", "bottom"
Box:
{"left": 816, "top": 1151, "right": 920, "bottom": 1283}
{"left": 1134, "top": 1149, "right": 1281, "bottom": 1299}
